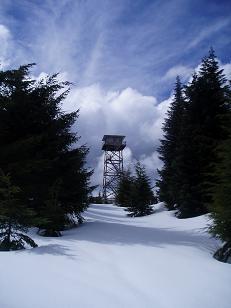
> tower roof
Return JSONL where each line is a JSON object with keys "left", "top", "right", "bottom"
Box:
{"left": 102, "top": 135, "right": 126, "bottom": 151}
{"left": 102, "top": 135, "right": 125, "bottom": 141}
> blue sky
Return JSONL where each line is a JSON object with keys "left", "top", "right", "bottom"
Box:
{"left": 1, "top": 0, "right": 231, "bottom": 98}
{"left": 0, "top": 0, "right": 231, "bottom": 186}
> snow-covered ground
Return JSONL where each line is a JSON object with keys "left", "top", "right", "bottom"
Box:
{"left": 0, "top": 203, "right": 230, "bottom": 308}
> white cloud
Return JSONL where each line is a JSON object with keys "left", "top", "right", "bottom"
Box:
{"left": 162, "top": 65, "right": 193, "bottom": 81}
{"left": 0, "top": 24, "right": 10, "bottom": 38}
{"left": 65, "top": 84, "right": 169, "bottom": 148}
{"left": 0, "top": 24, "right": 11, "bottom": 68}
{"left": 140, "top": 151, "right": 163, "bottom": 178}
{"left": 82, "top": 34, "right": 104, "bottom": 85}
{"left": 64, "top": 84, "right": 170, "bottom": 187}
{"left": 91, "top": 153, "right": 104, "bottom": 188}
{"left": 221, "top": 63, "right": 231, "bottom": 80}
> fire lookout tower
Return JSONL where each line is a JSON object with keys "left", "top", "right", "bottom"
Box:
{"left": 102, "top": 135, "right": 126, "bottom": 201}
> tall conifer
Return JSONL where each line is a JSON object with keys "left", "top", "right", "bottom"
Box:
{"left": 0, "top": 64, "right": 93, "bottom": 236}
{"left": 157, "top": 76, "right": 186, "bottom": 209}
{"left": 177, "top": 49, "right": 230, "bottom": 217}
{"left": 210, "top": 96, "right": 231, "bottom": 262}
{"left": 157, "top": 49, "right": 230, "bottom": 218}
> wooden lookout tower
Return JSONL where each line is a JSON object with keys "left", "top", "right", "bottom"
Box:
{"left": 102, "top": 135, "right": 126, "bottom": 201}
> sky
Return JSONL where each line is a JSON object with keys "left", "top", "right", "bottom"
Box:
{"left": 0, "top": 0, "right": 231, "bottom": 189}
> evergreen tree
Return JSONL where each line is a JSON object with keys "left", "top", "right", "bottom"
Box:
{"left": 157, "top": 76, "right": 186, "bottom": 210}
{"left": 177, "top": 49, "right": 230, "bottom": 217}
{"left": 115, "top": 169, "right": 134, "bottom": 208}
{"left": 157, "top": 49, "right": 230, "bottom": 218}
{"left": 0, "top": 64, "right": 93, "bottom": 236}
{"left": 210, "top": 107, "right": 231, "bottom": 262}
{"left": 0, "top": 170, "right": 37, "bottom": 250}
{"left": 126, "top": 163, "right": 154, "bottom": 217}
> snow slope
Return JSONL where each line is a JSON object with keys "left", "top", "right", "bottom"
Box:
{"left": 0, "top": 203, "right": 230, "bottom": 308}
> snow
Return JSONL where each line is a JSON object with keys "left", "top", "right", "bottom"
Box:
{"left": 0, "top": 203, "right": 230, "bottom": 308}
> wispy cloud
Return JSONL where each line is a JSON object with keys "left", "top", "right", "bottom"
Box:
{"left": 188, "top": 19, "right": 230, "bottom": 49}
{"left": 82, "top": 34, "right": 105, "bottom": 85}
{"left": 0, "top": 0, "right": 230, "bottom": 96}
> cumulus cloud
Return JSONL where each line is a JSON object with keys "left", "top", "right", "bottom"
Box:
{"left": 64, "top": 84, "right": 170, "bottom": 187}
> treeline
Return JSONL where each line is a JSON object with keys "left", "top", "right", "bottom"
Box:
{"left": 0, "top": 64, "right": 93, "bottom": 250}
{"left": 157, "top": 49, "right": 231, "bottom": 261}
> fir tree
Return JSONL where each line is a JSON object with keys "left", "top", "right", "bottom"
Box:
{"left": 210, "top": 108, "right": 231, "bottom": 262}
{"left": 157, "top": 76, "right": 186, "bottom": 210}
{"left": 115, "top": 169, "right": 134, "bottom": 208}
{"left": 0, "top": 64, "right": 93, "bottom": 236}
{"left": 0, "top": 170, "right": 37, "bottom": 250}
{"left": 177, "top": 49, "right": 230, "bottom": 217}
{"left": 126, "top": 163, "right": 154, "bottom": 217}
